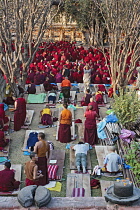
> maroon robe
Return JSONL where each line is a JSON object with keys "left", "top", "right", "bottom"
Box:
{"left": 0, "top": 130, "right": 9, "bottom": 147}
{"left": 0, "top": 104, "right": 9, "bottom": 124}
{"left": 14, "top": 98, "right": 26, "bottom": 131}
{"left": 58, "top": 124, "right": 71, "bottom": 143}
{"left": 84, "top": 110, "right": 98, "bottom": 146}
{"left": 0, "top": 168, "right": 20, "bottom": 192}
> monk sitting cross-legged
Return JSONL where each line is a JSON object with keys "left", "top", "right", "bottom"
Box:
{"left": 0, "top": 162, "right": 20, "bottom": 192}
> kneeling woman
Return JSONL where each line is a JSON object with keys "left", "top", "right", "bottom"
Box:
{"left": 40, "top": 105, "right": 53, "bottom": 126}
{"left": 58, "top": 103, "right": 72, "bottom": 143}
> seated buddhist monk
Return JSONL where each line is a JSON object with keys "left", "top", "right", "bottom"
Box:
{"left": 24, "top": 152, "right": 44, "bottom": 186}
{"left": 103, "top": 146, "right": 122, "bottom": 175}
{"left": 27, "top": 83, "right": 36, "bottom": 94}
{"left": 0, "top": 162, "right": 20, "bottom": 192}
{"left": 43, "top": 77, "right": 53, "bottom": 92}
{"left": 0, "top": 124, "right": 9, "bottom": 148}
{"left": 81, "top": 89, "right": 92, "bottom": 106}
{"left": 40, "top": 105, "right": 53, "bottom": 126}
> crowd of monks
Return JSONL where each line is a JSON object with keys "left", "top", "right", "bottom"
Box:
{"left": 25, "top": 41, "right": 138, "bottom": 86}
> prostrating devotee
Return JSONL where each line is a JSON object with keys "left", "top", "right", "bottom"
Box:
{"left": 61, "top": 76, "right": 71, "bottom": 104}
{"left": 48, "top": 89, "right": 57, "bottom": 104}
{"left": 81, "top": 89, "right": 92, "bottom": 106}
{"left": 95, "top": 90, "right": 104, "bottom": 104}
{"left": 0, "top": 124, "right": 9, "bottom": 148}
{"left": 27, "top": 83, "right": 36, "bottom": 94}
{"left": 58, "top": 103, "right": 72, "bottom": 143}
{"left": 83, "top": 64, "right": 91, "bottom": 93}
{"left": 0, "top": 162, "right": 20, "bottom": 192}
{"left": 24, "top": 152, "right": 44, "bottom": 186}
{"left": 72, "top": 142, "right": 89, "bottom": 173}
{"left": 13, "top": 93, "right": 26, "bottom": 131}
{"left": 34, "top": 132, "right": 50, "bottom": 185}
{"left": 40, "top": 105, "right": 53, "bottom": 126}
{"left": 103, "top": 146, "right": 122, "bottom": 175}
{"left": 84, "top": 105, "right": 98, "bottom": 146}
{"left": 43, "top": 77, "right": 52, "bottom": 92}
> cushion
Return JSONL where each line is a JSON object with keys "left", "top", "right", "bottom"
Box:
{"left": 34, "top": 186, "right": 51, "bottom": 208}
{"left": 18, "top": 185, "right": 37, "bottom": 207}
{"left": 48, "top": 165, "right": 58, "bottom": 180}
{"left": 72, "top": 188, "right": 85, "bottom": 197}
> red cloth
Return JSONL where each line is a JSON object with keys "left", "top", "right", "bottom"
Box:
{"left": 25, "top": 178, "right": 39, "bottom": 186}
{"left": 84, "top": 110, "right": 98, "bottom": 145}
{"left": 98, "top": 85, "right": 106, "bottom": 92}
{"left": 58, "top": 124, "right": 71, "bottom": 143}
{"left": 0, "top": 168, "right": 20, "bottom": 192}
{"left": 48, "top": 165, "right": 58, "bottom": 180}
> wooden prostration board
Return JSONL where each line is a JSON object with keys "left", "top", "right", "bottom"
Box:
{"left": 95, "top": 145, "right": 115, "bottom": 167}
{"left": 49, "top": 150, "right": 65, "bottom": 178}
{"left": 24, "top": 110, "right": 34, "bottom": 125}
{"left": 66, "top": 173, "right": 91, "bottom": 197}
{"left": 22, "top": 130, "right": 44, "bottom": 151}
{"left": 70, "top": 147, "right": 92, "bottom": 170}
{"left": 0, "top": 164, "right": 22, "bottom": 195}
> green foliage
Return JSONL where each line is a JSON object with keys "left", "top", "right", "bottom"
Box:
{"left": 125, "top": 142, "right": 140, "bottom": 183}
{"left": 64, "top": 0, "right": 101, "bottom": 31}
{"left": 112, "top": 89, "right": 140, "bottom": 128}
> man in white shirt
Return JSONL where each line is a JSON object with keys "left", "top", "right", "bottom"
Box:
{"left": 72, "top": 142, "right": 89, "bottom": 173}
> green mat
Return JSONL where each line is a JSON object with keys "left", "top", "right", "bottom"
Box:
{"left": 27, "top": 93, "right": 47, "bottom": 103}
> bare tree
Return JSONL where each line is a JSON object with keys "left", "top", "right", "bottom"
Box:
{"left": 95, "top": 0, "right": 140, "bottom": 91}
{"left": 0, "top": 0, "right": 61, "bottom": 95}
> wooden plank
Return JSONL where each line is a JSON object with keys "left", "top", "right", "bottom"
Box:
{"left": 82, "top": 173, "right": 91, "bottom": 197}
{"left": 22, "top": 130, "right": 44, "bottom": 151}
{"left": 70, "top": 91, "right": 76, "bottom": 101}
{"left": 95, "top": 146, "right": 115, "bottom": 167}
{"left": 100, "top": 180, "right": 114, "bottom": 197}
{"left": 49, "top": 150, "right": 65, "bottom": 179}
{"left": 24, "top": 110, "right": 34, "bottom": 125}
{"left": 70, "top": 147, "right": 92, "bottom": 170}
{"left": 77, "top": 92, "right": 84, "bottom": 102}
{"left": 66, "top": 173, "right": 91, "bottom": 197}
{"left": 0, "top": 164, "right": 22, "bottom": 195}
